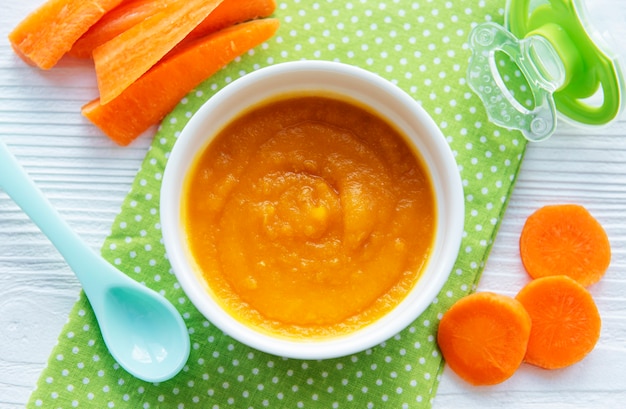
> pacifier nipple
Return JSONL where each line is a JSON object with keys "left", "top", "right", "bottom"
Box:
{"left": 468, "top": 0, "right": 624, "bottom": 141}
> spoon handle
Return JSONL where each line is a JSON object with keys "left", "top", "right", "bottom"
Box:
{"left": 0, "top": 140, "right": 105, "bottom": 296}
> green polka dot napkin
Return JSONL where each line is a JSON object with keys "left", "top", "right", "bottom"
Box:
{"left": 28, "top": 0, "right": 528, "bottom": 408}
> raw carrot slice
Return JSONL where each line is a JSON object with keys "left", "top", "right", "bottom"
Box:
{"left": 437, "top": 292, "right": 531, "bottom": 386}
{"left": 519, "top": 204, "right": 611, "bottom": 287}
{"left": 516, "top": 275, "right": 601, "bottom": 369}
{"left": 8, "top": 0, "right": 126, "bottom": 69}
{"left": 82, "top": 18, "right": 280, "bottom": 146}
{"left": 69, "top": 0, "right": 179, "bottom": 59}
{"left": 93, "top": 0, "right": 224, "bottom": 105}
{"left": 69, "top": 0, "right": 277, "bottom": 59}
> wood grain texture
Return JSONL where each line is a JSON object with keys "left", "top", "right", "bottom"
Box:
{"left": 2, "top": 1, "right": 626, "bottom": 408}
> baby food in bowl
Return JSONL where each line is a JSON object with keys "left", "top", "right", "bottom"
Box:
{"left": 185, "top": 94, "right": 436, "bottom": 338}
{"left": 161, "top": 61, "right": 464, "bottom": 359}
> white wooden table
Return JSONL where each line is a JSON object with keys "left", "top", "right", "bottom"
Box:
{"left": 2, "top": 1, "right": 625, "bottom": 408}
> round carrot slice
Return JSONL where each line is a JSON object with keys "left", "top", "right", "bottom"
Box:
{"left": 516, "top": 275, "right": 601, "bottom": 369}
{"left": 519, "top": 204, "right": 611, "bottom": 287}
{"left": 437, "top": 292, "right": 531, "bottom": 386}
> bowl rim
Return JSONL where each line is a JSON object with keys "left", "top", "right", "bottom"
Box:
{"left": 161, "top": 60, "right": 464, "bottom": 359}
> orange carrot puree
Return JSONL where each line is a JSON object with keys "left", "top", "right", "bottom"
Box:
{"left": 183, "top": 95, "right": 437, "bottom": 339}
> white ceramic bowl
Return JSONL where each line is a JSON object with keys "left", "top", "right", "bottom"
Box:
{"left": 161, "top": 61, "right": 464, "bottom": 359}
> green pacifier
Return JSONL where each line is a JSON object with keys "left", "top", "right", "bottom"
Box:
{"left": 468, "top": 0, "right": 624, "bottom": 141}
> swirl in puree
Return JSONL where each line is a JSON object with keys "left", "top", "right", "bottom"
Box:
{"left": 183, "top": 95, "right": 436, "bottom": 338}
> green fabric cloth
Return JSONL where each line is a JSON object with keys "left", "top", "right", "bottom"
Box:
{"left": 28, "top": 0, "right": 528, "bottom": 407}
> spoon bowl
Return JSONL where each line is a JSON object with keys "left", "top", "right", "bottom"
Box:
{"left": 98, "top": 284, "right": 190, "bottom": 382}
{"left": 0, "top": 139, "right": 190, "bottom": 383}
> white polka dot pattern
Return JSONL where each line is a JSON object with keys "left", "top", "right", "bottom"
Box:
{"left": 28, "top": 0, "right": 528, "bottom": 408}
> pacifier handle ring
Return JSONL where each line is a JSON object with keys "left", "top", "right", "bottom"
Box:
{"left": 507, "top": 0, "right": 622, "bottom": 125}
{"left": 556, "top": 56, "right": 622, "bottom": 124}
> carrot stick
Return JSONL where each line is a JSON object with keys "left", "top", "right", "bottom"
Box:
{"left": 69, "top": 0, "right": 277, "bottom": 59}
{"left": 8, "top": 0, "right": 126, "bottom": 69}
{"left": 437, "top": 292, "right": 531, "bottom": 386}
{"left": 93, "top": 0, "right": 224, "bottom": 105}
{"left": 188, "top": 0, "right": 277, "bottom": 40}
{"left": 516, "top": 275, "right": 601, "bottom": 369}
{"left": 69, "top": 0, "right": 179, "bottom": 59}
{"left": 519, "top": 204, "right": 611, "bottom": 287}
{"left": 82, "top": 18, "right": 280, "bottom": 146}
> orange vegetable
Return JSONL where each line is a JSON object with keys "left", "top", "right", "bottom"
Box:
{"left": 516, "top": 275, "right": 601, "bottom": 369}
{"left": 82, "top": 18, "right": 280, "bottom": 146}
{"left": 166, "top": 0, "right": 277, "bottom": 58}
{"left": 188, "top": 0, "right": 277, "bottom": 40}
{"left": 8, "top": 0, "right": 125, "bottom": 69}
{"left": 69, "top": 0, "right": 179, "bottom": 59}
{"left": 437, "top": 292, "right": 531, "bottom": 386}
{"left": 69, "top": 0, "right": 277, "bottom": 58}
{"left": 93, "top": 0, "right": 224, "bottom": 104}
{"left": 519, "top": 204, "right": 611, "bottom": 287}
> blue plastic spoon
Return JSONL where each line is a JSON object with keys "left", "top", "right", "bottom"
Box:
{"left": 0, "top": 140, "right": 190, "bottom": 383}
